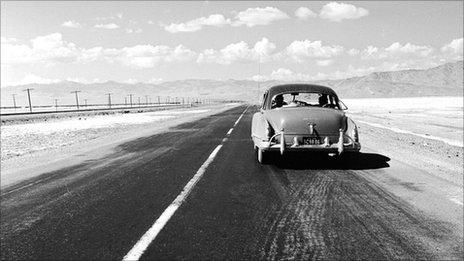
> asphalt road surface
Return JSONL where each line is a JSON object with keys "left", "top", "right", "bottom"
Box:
{"left": 1, "top": 105, "right": 462, "bottom": 260}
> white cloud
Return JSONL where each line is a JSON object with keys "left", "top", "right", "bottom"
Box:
{"left": 316, "top": 59, "right": 334, "bottom": 66}
{"left": 283, "top": 40, "right": 344, "bottom": 63}
{"left": 319, "top": 2, "right": 369, "bottom": 22}
{"left": 232, "top": 7, "right": 289, "bottom": 27}
{"left": 125, "top": 78, "right": 139, "bottom": 84}
{"left": 1, "top": 32, "right": 199, "bottom": 69}
{"left": 441, "top": 38, "right": 463, "bottom": 59}
{"left": 251, "top": 68, "right": 314, "bottom": 82}
{"left": 95, "top": 13, "right": 123, "bottom": 21}
{"left": 66, "top": 77, "right": 105, "bottom": 84}
{"left": 162, "top": 7, "right": 288, "bottom": 33}
{"left": 362, "top": 42, "right": 434, "bottom": 60}
{"left": 254, "top": 37, "right": 277, "bottom": 57}
{"left": 147, "top": 20, "right": 155, "bottom": 25}
{"left": 125, "top": 28, "right": 143, "bottom": 34}
{"left": 295, "top": 7, "right": 317, "bottom": 20}
{"left": 147, "top": 78, "right": 164, "bottom": 84}
{"left": 197, "top": 37, "right": 277, "bottom": 64}
{"left": 197, "top": 38, "right": 422, "bottom": 66}
{"left": 1, "top": 37, "right": 18, "bottom": 44}
{"left": 109, "top": 44, "right": 197, "bottom": 68}
{"left": 79, "top": 46, "right": 104, "bottom": 63}
{"left": 94, "top": 23, "right": 119, "bottom": 29}
{"left": 347, "top": 48, "right": 360, "bottom": 56}
{"left": 269, "top": 68, "right": 313, "bottom": 81}
{"left": 363, "top": 45, "right": 378, "bottom": 57}
{"left": 62, "top": 20, "right": 82, "bottom": 28}
{"left": 163, "top": 14, "right": 231, "bottom": 33}
{"left": 197, "top": 41, "right": 252, "bottom": 64}
{"left": 385, "top": 42, "right": 433, "bottom": 57}
{"left": 9, "top": 73, "right": 61, "bottom": 86}
{"left": 1, "top": 33, "right": 79, "bottom": 65}
{"left": 128, "top": 19, "right": 138, "bottom": 25}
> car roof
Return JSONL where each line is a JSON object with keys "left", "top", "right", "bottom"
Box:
{"left": 266, "top": 84, "right": 338, "bottom": 98}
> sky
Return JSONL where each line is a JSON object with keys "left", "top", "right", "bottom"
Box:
{"left": 1, "top": 1, "right": 463, "bottom": 86}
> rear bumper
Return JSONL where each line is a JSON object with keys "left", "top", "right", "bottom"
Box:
{"left": 253, "top": 130, "right": 361, "bottom": 154}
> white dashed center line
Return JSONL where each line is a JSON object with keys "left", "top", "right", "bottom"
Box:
{"left": 122, "top": 106, "right": 248, "bottom": 261}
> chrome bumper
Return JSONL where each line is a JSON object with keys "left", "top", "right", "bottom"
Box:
{"left": 253, "top": 130, "right": 361, "bottom": 154}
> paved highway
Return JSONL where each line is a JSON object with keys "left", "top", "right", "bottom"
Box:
{"left": 1, "top": 105, "right": 462, "bottom": 260}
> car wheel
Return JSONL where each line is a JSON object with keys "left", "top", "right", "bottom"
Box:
{"left": 256, "top": 147, "right": 266, "bottom": 164}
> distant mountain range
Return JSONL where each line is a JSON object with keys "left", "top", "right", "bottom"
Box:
{"left": 1, "top": 60, "right": 462, "bottom": 107}
{"left": 316, "top": 60, "right": 463, "bottom": 98}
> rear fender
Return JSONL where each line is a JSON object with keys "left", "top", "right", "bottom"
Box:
{"left": 345, "top": 117, "right": 359, "bottom": 142}
{"left": 251, "top": 111, "right": 272, "bottom": 142}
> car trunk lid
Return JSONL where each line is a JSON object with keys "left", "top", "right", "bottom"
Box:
{"left": 264, "top": 107, "right": 345, "bottom": 135}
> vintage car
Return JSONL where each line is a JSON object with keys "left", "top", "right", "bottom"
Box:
{"left": 251, "top": 84, "right": 360, "bottom": 163}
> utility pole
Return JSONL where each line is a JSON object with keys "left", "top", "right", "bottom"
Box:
{"left": 258, "top": 53, "right": 261, "bottom": 102}
{"left": 71, "top": 90, "right": 81, "bottom": 110}
{"left": 12, "top": 94, "right": 17, "bottom": 110}
{"left": 138, "top": 96, "right": 141, "bottom": 106}
{"left": 157, "top": 96, "right": 160, "bottom": 105}
{"left": 54, "top": 98, "right": 58, "bottom": 112}
{"left": 23, "top": 88, "right": 34, "bottom": 113}
{"left": 128, "top": 94, "right": 133, "bottom": 107}
{"left": 124, "top": 97, "right": 127, "bottom": 106}
{"left": 84, "top": 99, "right": 88, "bottom": 107}
{"left": 106, "top": 93, "right": 112, "bottom": 108}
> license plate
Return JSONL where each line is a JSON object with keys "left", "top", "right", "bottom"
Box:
{"left": 302, "top": 137, "right": 321, "bottom": 145}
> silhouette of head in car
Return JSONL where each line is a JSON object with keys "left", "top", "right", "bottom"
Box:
{"left": 273, "top": 94, "right": 287, "bottom": 108}
{"left": 318, "top": 95, "right": 328, "bottom": 107}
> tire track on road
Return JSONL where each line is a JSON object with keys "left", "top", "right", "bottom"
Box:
{"left": 257, "top": 160, "right": 462, "bottom": 260}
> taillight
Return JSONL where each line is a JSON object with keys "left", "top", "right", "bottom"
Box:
{"left": 341, "top": 116, "right": 348, "bottom": 132}
{"left": 352, "top": 127, "right": 359, "bottom": 142}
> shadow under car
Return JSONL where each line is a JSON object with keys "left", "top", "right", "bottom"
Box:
{"left": 263, "top": 151, "right": 390, "bottom": 170}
